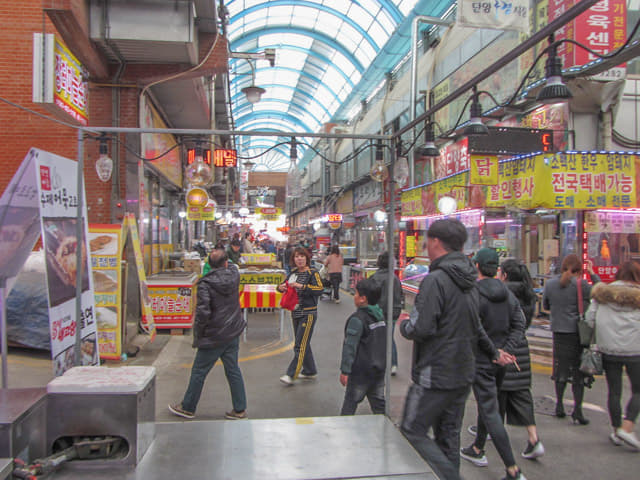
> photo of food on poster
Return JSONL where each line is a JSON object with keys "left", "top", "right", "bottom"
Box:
{"left": 35, "top": 149, "right": 98, "bottom": 375}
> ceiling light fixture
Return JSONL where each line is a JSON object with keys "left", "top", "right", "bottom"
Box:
{"left": 416, "top": 119, "right": 440, "bottom": 158}
{"left": 370, "top": 140, "right": 388, "bottom": 182}
{"left": 95, "top": 135, "right": 113, "bottom": 182}
{"left": 464, "top": 86, "right": 489, "bottom": 136}
{"left": 536, "top": 36, "right": 572, "bottom": 104}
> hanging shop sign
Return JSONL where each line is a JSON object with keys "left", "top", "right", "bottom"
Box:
{"left": 326, "top": 213, "right": 343, "bottom": 230}
{"left": 185, "top": 188, "right": 214, "bottom": 221}
{"left": 470, "top": 155, "right": 499, "bottom": 185}
{"left": 213, "top": 149, "right": 238, "bottom": 167}
{"left": 402, "top": 152, "right": 640, "bottom": 213}
{"left": 457, "top": 0, "right": 530, "bottom": 33}
{"left": 550, "top": 0, "right": 626, "bottom": 80}
{"left": 256, "top": 206, "right": 282, "bottom": 221}
{"left": 32, "top": 34, "right": 89, "bottom": 125}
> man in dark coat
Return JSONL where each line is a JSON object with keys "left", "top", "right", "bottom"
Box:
{"left": 169, "top": 249, "right": 248, "bottom": 420}
{"left": 460, "top": 248, "right": 527, "bottom": 480}
{"left": 399, "top": 219, "right": 512, "bottom": 480}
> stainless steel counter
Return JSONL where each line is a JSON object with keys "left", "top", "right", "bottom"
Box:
{"left": 49, "top": 415, "right": 437, "bottom": 479}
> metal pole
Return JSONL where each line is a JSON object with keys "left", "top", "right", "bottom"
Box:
{"left": 410, "top": 16, "right": 453, "bottom": 187}
{"left": 1, "top": 280, "right": 8, "bottom": 388}
{"left": 74, "top": 129, "right": 85, "bottom": 366}
{"left": 384, "top": 142, "right": 396, "bottom": 417}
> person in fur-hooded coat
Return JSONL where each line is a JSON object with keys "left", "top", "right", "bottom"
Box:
{"left": 585, "top": 260, "right": 640, "bottom": 450}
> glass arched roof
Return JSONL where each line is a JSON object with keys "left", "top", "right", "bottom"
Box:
{"left": 227, "top": 0, "right": 455, "bottom": 171}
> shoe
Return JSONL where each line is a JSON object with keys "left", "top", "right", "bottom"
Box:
{"left": 521, "top": 440, "right": 545, "bottom": 459}
{"left": 571, "top": 410, "right": 590, "bottom": 425}
{"left": 298, "top": 373, "right": 317, "bottom": 379}
{"left": 334, "top": 298, "right": 340, "bottom": 304}
{"left": 609, "top": 432, "right": 624, "bottom": 446}
{"left": 555, "top": 403, "right": 566, "bottom": 418}
{"left": 279, "top": 374, "right": 295, "bottom": 385}
{"left": 168, "top": 403, "right": 194, "bottom": 419}
{"left": 502, "top": 468, "right": 527, "bottom": 480}
{"left": 225, "top": 409, "right": 248, "bottom": 420}
{"left": 467, "top": 425, "right": 491, "bottom": 440}
{"left": 390, "top": 365, "right": 397, "bottom": 376}
{"left": 616, "top": 428, "right": 640, "bottom": 450}
{"left": 460, "top": 445, "right": 488, "bottom": 467}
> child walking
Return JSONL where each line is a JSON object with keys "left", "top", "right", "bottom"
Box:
{"left": 339, "top": 278, "right": 387, "bottom": 415}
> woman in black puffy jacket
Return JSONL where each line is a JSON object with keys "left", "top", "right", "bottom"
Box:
{"left": 471, "top": 259, "right": 545, "bottom": 460}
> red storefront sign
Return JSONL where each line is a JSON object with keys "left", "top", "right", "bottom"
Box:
{"left": 436, "top": 138, "right": 470, "bottom": 178}
{"left": 549, "top": 0, "right": 626, "bottom": 79}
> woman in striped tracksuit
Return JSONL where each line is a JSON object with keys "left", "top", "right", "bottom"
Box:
{"left": 277, "top": 247, "right": 324, "bottom": 385}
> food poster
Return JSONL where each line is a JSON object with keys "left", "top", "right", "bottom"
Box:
{"left": 124, "top": 213, "right": 156, "bottom": 340}
{"left": 34, "top": 149, "right": 99, "bottom": 376}
{"left": 89, "top": 224, "right": 123, "bottom": 360}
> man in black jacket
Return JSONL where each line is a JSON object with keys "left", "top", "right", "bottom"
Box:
{"left": 169, "top": 249, "right": 248, "bottom": 420}
{"left": 400, "top": 219, "right": 512, "bottom": 480}
{"left": 460, "top": 248, "right": 527, "bottom": 480}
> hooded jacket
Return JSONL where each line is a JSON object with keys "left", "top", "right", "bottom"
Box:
{"left": 192, "top": 264, "right": 245, "bottom": 349}
{"left": 400, "top": 251, "right": 498, "bottom": 390}
{"left": 476, "top": 278, "right": 526, "bottom": 368}
{"left": 585, "top": 281, "right": 640, "bottom": 357}
{"left": 340, "top": 304, "right": 386, "bottom": 378}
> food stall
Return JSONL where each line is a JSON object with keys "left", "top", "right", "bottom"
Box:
{"left": 238, "top": 253, "right": 285, "bottom": 286}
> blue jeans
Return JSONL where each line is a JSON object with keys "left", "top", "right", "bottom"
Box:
{"left": 341, "top": 374, "right": 385, "bottom": 415}
{"left": 181, "top": 336, "right": 246, "bottom": 413}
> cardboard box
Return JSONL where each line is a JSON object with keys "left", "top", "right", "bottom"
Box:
{"left": 183, "top": 259, "right": 202, "bottom": 275}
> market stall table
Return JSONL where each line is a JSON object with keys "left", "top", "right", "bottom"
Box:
{"left": 239, "top": 284, "right": 285, "bottom": 342}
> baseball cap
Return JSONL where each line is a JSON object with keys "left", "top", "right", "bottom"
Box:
{"left": 472, "top": 248, "right": 499, "bottom": 268}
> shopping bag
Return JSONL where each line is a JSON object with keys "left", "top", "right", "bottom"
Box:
{"left": 579, "top": 346, "right": 603, "bottom": 376}
{"left": 280, "top": 282, "right": 299, "bottom": 311}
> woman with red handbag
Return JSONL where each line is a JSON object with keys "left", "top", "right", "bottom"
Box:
{"left": 277, "top": 247, "right": 324, "bottom": 385}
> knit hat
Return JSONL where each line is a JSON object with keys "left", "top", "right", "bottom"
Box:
{"left": 472, "top": 248, "right": 499, "bottom": 268}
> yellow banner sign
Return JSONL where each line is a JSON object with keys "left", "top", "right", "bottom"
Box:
{"left": 470, "top": 155, "right": 499, "bottom": 185}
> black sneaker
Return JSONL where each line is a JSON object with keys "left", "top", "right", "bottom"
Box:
{"left": 460, "top": 445, "right": 488, "bottom": 467}
{"left": 521, "top": 440, "right": 545, "bottom": 459}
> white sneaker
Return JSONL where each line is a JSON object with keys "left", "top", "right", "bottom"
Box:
{"left": 279, "top": 374, "right": 295, "bottom": 385}
{"left": 298, "top": 373, "right": 317, "bottom": 379}
{"left": 609, "top": 432, "right": 624, "bottom": 446}
{"left": 521, "top": 440, "right": 545, "bottom": 459}
{"left": 334, "top": 298, "right": 340, "bottom": 304}
{"left": 616, "top": 428, "right": 640, "bottom": 450}
{"left": 390, "top": 365, "right": 397, "bottom": 376}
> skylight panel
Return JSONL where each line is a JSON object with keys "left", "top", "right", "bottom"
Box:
{"left": 375, "top": 9, "right": 397, "bottom": 34}
{"left": 322, "top": 0, "right": 349, "bottom": 15}
{"left": 396, "top": 0, "right": 420, "bottom": 16}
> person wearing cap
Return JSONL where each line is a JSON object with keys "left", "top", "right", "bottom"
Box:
{"left": 399, "top": 219, "right": 513, "bottom": 480}
{"left": 460, "top": 248, "right": 527, "bottom": 480}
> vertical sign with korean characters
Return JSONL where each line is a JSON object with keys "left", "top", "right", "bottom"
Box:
{"left": 34, "top": 149, "right": 99, "bottom": 376}
{"left": 89, "top": 224, "right": 123, "bottom": 360}
{"left": 574, "top": 0, "right": 626, "bottom": 81}
{"left": 124, "top": 214, "right": 156, "bottom": 340}
{"left": 470, "top": 155, "right": 499, "bottom": 185}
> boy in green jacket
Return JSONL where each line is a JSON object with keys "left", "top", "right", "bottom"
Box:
{"left": 339, "top": 277, "right": 386, "bottom": 415}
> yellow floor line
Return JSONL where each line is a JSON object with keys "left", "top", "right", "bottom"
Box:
{"left": 531, "top": 362, "right": 552, "bottom": 375}
{"left": 179, "top": 341, "right": 294, "bottom": 368}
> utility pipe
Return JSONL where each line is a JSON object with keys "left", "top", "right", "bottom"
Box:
{"left": 409, "top": 15, "right": 453, "bottom": 187}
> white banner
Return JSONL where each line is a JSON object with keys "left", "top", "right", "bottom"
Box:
{"left": 457, "top": 0, "right": 531, "bottom": 33}
{"left": 33, "top": 149, "right": 98, "bottom": 375}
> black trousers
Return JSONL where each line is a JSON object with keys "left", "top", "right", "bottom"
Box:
{"left": 401, "top": 383, "right": 470, "bottom": 480}
{"left": 603, "top": 354, "right": 640, "bottom": 428}
{"left": 472, "top": 365, "right": 516, "bottom": 468}
{"left": 329, "top": 272, "right": 342, "bottom": 300}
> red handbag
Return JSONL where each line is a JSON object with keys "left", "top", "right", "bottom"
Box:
{"left": 280, "top": 282, "right": 299, "bottom": 311}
